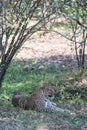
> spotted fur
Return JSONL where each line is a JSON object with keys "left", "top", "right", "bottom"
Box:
{"left": 12, "top": 83, "right": 71, "bottom": 113}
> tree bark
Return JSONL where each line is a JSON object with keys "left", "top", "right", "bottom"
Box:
{"left": 0, "top": 60, "right": 10, "bottom": 89}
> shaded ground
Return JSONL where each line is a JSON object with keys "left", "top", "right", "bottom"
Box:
{"left": 0, "top": 106, "right": 87, "bottom": 130}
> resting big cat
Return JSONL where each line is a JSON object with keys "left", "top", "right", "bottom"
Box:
{"left": 12, "top": 83, "right": 71, "bottom": 113}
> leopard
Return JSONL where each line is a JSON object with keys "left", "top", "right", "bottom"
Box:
{"left": 12, "top": 83, "right": 71, "bottom": 113}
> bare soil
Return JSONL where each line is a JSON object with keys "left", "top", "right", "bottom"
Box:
{"left": 16, "top": 32, "right": 74, "bottom": 59}
{"left": 15, "top": 32, "right": 78, "bottom": 69}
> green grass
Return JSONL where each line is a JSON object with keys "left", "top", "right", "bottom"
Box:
{"left": 0, "top": 60, "right": 87, "bottom": 130}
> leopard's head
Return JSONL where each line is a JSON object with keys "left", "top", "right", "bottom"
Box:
{"left": 41, "top": 83, "right": 56, "bottom": 98}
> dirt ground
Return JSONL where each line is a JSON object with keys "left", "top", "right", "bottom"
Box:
{"left": 15, "top": 32, "right": 78, "bottom": 69}
{"left": 16, "top": 32, "right": 74, "bottom": 59}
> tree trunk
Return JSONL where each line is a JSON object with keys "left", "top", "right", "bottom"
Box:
{"left": 0, "top": 45, "right": 19, "bottom": 90}
{"left": 0, "top": 62, "right": 9, "bottom": 89}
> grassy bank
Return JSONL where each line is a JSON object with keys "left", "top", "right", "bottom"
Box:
{"left": 0, "top": 60, "right": 87, "bottom": 130}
